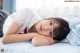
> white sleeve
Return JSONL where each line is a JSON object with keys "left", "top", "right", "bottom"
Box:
{"left": 9, "top": 8, "right": 34, "bottom": 27}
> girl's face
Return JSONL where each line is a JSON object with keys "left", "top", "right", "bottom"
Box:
{"left": 35, "top": 19, "right": 60, "bottom": 37}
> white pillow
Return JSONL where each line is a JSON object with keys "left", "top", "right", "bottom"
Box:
{"left": 61, "top": 17, "right": 80, "bottom": 46}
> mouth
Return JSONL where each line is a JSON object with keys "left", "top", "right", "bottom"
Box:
{"left": 40, "top": 25, "right": 42, "bottom": 31}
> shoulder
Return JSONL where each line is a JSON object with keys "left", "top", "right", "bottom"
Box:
{"left": 22, "top": 8, "right": 34, "bottom": 14}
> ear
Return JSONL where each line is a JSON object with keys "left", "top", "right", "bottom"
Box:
{"left": 44, "top": 17, "right": 53, "bottom": 20}
{"left": 46, "top": 17, "right": 53, "bottom": 19}
{"left": 43, "top": 17, "right": 53, "bottom": 20}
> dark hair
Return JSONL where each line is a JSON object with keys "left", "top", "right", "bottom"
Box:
{"left": 44, "top": 17, "right": 70, "bottom": 41}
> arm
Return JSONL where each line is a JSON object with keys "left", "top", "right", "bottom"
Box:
{"left": 2, "top": 21, "right": 37, "bottom": 44}
{"left": 2, "top": 8, "right": 42, "bottom": 44}
{"left": 32, "top": 36, "right": 56, "bottom": 46}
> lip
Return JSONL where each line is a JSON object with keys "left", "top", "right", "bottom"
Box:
{"left": 40, "top": 25, "right": 42, "bottom": 31}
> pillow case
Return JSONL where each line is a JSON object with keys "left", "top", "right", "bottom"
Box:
{"left": 61, "top": 17, "right": 80, "bottom": 46}
{"left": 67, "top": 24, "right": 80, "bottom": 46}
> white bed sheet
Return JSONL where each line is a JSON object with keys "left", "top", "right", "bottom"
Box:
{"left": 0, "top": 38, "right": 80, "bottom": 53}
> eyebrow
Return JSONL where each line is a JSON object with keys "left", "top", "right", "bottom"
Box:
{"left": 52, "top": 20, "right": 56, "bottom": 25}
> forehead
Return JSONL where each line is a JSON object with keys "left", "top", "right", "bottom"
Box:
{"left": 51, "top": 20, "right": 60, "bottom": 32}
{"left": 52, "top": 19, "right": 60, "bottom": 26}
{"left": 43, "top": 19, "right": 60, "bottom": 25}
{"left": 51, "top": 20, "right": 60, "bottom": 37}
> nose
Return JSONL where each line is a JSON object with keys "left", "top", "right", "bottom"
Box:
{"left": 43, "top": 26, "right": 50, "bottom": 31}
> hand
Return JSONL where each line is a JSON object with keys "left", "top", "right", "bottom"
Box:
{"left": 32, "top": 35, "right": 56, "bottom": 46}
{"left": 30, "top": 33, "right": 56, "bottom": 44}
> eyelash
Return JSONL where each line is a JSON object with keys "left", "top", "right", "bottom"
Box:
{"left": 50, "top": 32, "right": 52, "bottom": 36}
{"left": 50, "top": 21, "right": 53, "bottom": 36}
{"left": 50, "top": 20, "right": 52, "bottom": 25}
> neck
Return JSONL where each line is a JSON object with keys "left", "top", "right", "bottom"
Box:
{"left": 28, "top": 21, "right": 40, "bottom": 33}
{"left": 28, "top": 24, "right": 37, "bottom": 33}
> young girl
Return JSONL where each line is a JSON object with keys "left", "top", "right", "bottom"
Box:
{"left": 2, "top": 8, "right": 70, "bottom": 46}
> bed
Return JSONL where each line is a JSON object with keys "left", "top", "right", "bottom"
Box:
{"left": 1, "top": 6, "right": 80, "bottom": 53}
{"left": 0, "top": 37, "right": 80, "bottom": 53}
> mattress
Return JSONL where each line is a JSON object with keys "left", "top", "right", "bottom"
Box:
{"left": 0, "top": 37, "right": 80, "bottom": 53}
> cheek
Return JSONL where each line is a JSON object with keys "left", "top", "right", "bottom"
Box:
{"left": 36, "top": 23, "right": 41, "bottom": 32}
{"left": 40, "top": 20, "right": 48, "bottom": 25}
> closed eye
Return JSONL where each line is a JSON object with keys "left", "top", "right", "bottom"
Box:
{"left": 50, "top": 32, "right": 52, "bottom": 36}
{"left": 50, "top": 20, "right": 52, "bottom": 26}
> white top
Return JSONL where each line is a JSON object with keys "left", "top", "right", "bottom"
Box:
{"left": 3, "top": 8, "right": 42, "bottom": 34}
